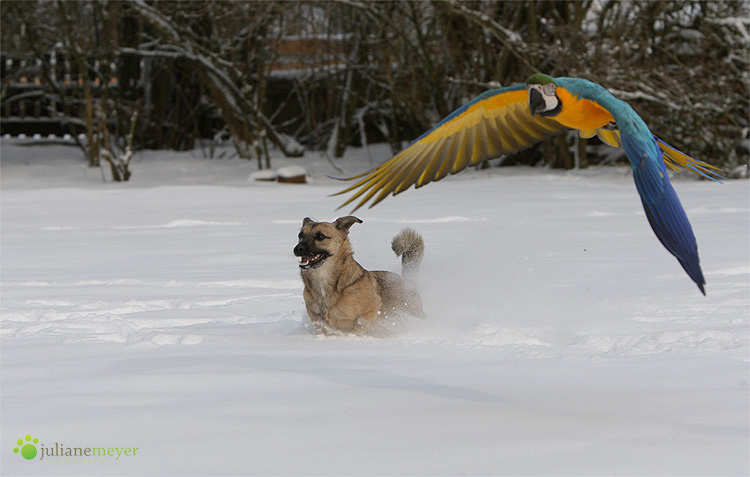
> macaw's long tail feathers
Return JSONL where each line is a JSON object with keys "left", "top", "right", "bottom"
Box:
{"left": 639, "top": 181, "right": 706, "bottom": 295}
{"left": 655, "top": 137, "right": 725, "bottom": 182}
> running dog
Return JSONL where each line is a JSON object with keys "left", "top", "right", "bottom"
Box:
{"left": 294, "top": 216, "right": 425, "bottom": 334}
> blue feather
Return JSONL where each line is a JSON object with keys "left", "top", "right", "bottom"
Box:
{"left": 640, "top": 184, "right": 706, "bottom": 295}
{"left": 557, "top": 77, "right": 706, "bottom": 293}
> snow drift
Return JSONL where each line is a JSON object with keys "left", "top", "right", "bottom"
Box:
{"left": 1, "top": 140, "right": 748, "bottom": 476}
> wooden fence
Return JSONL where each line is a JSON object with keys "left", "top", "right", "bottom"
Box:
{"left": 1, "top": 53, "right": 114, "bottom": 138}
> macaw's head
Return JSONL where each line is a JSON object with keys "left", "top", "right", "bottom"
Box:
{"left": 526, "top": 73, "right": 561, "bottom": 117}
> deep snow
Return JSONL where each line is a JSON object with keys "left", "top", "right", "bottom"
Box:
{"left": 1, "top": 140, "right": 748, "bottom": 476}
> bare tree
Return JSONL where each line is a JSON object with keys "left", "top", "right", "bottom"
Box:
{"left": 3, "top": 0, "right": 747, "bottom": 174}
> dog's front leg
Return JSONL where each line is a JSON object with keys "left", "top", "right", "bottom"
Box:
{"left": 304, "top": 303, "right": 355, "bottom": 334}
{"left": 328, "top": 296, "right": 380, "bottom": 334}
{"left": 304, "top": 304, "right": 331, "bottom": 334}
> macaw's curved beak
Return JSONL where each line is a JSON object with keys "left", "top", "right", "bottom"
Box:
{"left": 528, "top": 87, "right": 544, "bottom": 117}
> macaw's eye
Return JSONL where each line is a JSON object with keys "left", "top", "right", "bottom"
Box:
{"left": 543, "top": 82, "right": 556, "bottom": 96}
{"left": 315, "top": 232, "right": 327, "bottom": 241}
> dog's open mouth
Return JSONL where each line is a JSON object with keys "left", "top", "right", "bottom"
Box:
{"left": 298, "top": 252, "right": 328, "bottom": 270}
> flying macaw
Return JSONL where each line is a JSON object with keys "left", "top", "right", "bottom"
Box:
{"left": 335, "top": 74, "right": 724, "bottom": 294}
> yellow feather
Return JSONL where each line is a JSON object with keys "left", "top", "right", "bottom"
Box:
{"left": 416, "top": 139, "right": 451, "bottom": 187}
{"left": 433, "top": 137, "right": 462, "bottom": 183}
{"left": 472, "top": 115, "right": 492, "bottom": 161}
{"left": 451, "top": 129, "right": 472, "bottom": 174}
{"left": 596, "top": 129, "right": 621, "bottom": 147}
{"left": 389, "top": 144, "right": 437, "bottom": 195}
{"left": 657, "top": 138, "right": 723, "bottom": 179}
{"left": 335, "top": 89, "right": 572, "bottom": 211}
{"left": 496, "top": 114, "right": 520, "bottom": 151}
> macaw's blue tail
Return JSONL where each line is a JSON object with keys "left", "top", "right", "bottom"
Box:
{"left": 639, "top": 180, "right": 706, "bottom": 295}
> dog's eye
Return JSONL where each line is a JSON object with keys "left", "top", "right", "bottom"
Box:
{"left": 315, "top": 232, "right": 327, "bottom": 241}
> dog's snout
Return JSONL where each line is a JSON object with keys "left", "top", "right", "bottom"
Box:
{"left": 294, "top": 241, "right": 307, "bottom": 256}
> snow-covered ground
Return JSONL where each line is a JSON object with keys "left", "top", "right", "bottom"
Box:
{"left": 1, "top": 139, "right": 748, "bottom": 476}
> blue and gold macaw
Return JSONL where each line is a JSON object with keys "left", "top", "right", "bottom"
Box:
{"left": 336, "top": 74, "right": 723, "bottom": 294}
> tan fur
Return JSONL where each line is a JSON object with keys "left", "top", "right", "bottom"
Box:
{"left": 294, "top": 216, "right": 425, "bottom": 334}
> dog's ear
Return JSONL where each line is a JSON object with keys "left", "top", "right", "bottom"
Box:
{"left": 302, "top": 217, "right": 314, "bottom": 227}
{"left": 334, "top": 216, "right": 362, "bottom": 233}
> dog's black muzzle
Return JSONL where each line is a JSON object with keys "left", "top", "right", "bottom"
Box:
{"left": 293, "top": 242, "right": 309, "bottom": 257}
{"left": 294, "top": 241, "right": 329, "bottom": 270}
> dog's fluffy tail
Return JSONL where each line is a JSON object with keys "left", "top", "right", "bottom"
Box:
{"left": 391, "top": 228, "right": 424, "bottom": 280}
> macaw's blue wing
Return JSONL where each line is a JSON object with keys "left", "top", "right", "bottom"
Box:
{"left": 572, "top": 77, "right": 708, "bottom": 294}
{"left": 623, "top": 132, "right": 706, "bottom": 294}
{"left": 640, "top": 183, "right": 706, "bottom": 294}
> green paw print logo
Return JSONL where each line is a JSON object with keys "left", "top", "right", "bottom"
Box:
{"left": 12, "top": 434, "right": 38, "bottom": 460}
